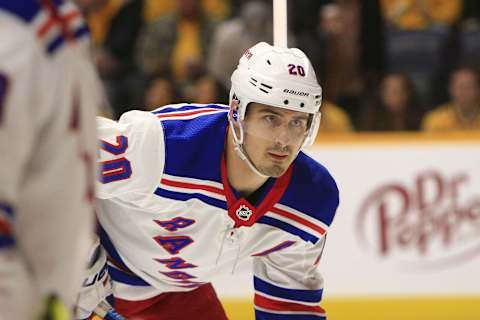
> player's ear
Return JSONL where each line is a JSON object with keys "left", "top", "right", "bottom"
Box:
{"left": 230, "top": 96, "right": 239, "bottom": 111}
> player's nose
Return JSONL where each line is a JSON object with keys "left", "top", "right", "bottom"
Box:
{"left": 274, "top": 127, "right": 291, "bottom": 147}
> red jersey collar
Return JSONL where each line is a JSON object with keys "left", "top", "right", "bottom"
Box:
{"left": 221, "top": 154, "right": 292, "bottom": 228}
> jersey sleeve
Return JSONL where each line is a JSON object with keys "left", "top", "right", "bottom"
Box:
{"left": 253, "top": 236, "right": 328, "bottom": 320}
{"left": 96, "top": 110, "right": 165, "bottom": 199}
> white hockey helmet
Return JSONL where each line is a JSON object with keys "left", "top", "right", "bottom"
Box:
{"left": 229, "top": 42, "right": 323, "bottom": 149}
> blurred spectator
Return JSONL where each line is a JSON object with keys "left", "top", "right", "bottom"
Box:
{"left": 323, "top": 2, "right": 363, "bottom": 104}
{"left": 359, "top": 73, "right": 422, "bottom": 131}
{"left": 295, "top": 3, "right": 334, "bottom": 95}
{"left": 381, "top": 0, "right": 463, "bottom": 29}
{"left": 208, "top": 1, "right": 272, "bottom": 92}
{"left": 96, "top": 0, "right": 144, "bottom": 76}
{"left": 319, "top": 101, "right": 354, "bottom": 133}
{"left": 77, "top": 0, "right": 145, "bottom": 117}
{"left": 290, "top": 0, "right": 332, "bottom": 36}
{"left": 96, "top": 0, "right": 145, "bottom": 118}
{"left": 143, "top": 75, "right": 177, "bottom": 111}
{"left": 295, "top": 0, "right": 388, "bottom": 128}
{"left": 76, "top": 0, "right": 123, "bottom": 47}
{"left": 190, "top": 75, "right": 223, "bottom": 104}
{"left": 359, "top": 0, "right": 385, "bottom": 82}
{"left": 380, "top": 0, "right": 463, "bottom": 108}
{"left": 455, "top": 1, "right": 480, "bottom": 69}
{"left": 143, "top": 0, "right": 230, "bottom": 23}
{"left": 422, "top": 67, "right": 480, "bottom": 131}
{"left": 137, "top": 0, "right": 219, "bottom": 91}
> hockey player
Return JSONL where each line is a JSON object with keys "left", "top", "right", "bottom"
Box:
{"left": 0, "top": 1, "right": 101, "bottom": 319}
{"left": 82, "top": 42, "right": 339, "bottom": 319}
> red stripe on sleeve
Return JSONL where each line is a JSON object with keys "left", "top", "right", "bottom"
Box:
{"left": 254, "top": 294, "right": 325, "bottom": 313}
{"left": 161, "top": 178, "right": 224, "bottom": 195}
{"left": 0, "top": 219, "right": 12, "bottom": 235}
{"left": 270, "top": 207, "right": 326, "bottom": 235}
{"left": 157, "top": 108, "right": 221, "bottom": 119}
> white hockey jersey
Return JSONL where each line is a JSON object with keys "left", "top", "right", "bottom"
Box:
{"left": 0, "top": 1, "right": 99, "bottom": 318}
{"left": 96, "top": 104, "right": 339, "bottom": 319}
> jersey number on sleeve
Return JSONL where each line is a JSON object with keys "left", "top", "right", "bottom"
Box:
{"left": 99, "top": 135, "right": 132, "bottom": 183}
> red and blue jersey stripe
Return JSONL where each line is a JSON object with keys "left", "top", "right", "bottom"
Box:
{"left": 0, "top": 0, "right": 90, "bottom": 56}
{"left": 254, "top": 276, "right": 326, "bottom": 320}
{"left": 0, "top": 202, "right": 15, "bottom": 248}
{"left": 36, "top": 0, "right": 89, "bottom": 55}
{"left": 154, "top": 174, "right": 227, "bottom": 210}
{"left": 152, "top": 103, "right": 229, "bottom": 121}
{"left": 257, "top": 203, "right": 329, "bottom": 245}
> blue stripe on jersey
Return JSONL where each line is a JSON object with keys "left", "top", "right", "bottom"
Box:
{"left": 0, "top": 0, "right": 41, "bottom": 23}
{"left": 257, "top": 216, "right": 319, "bottom": 244}
{"left": 0, "top": 203, "right": 14, "bottom": 218}
{"left": 254, "top": 276, "right": 323, "bottom": 303}
{"left": 47, "top": 24, "right": 89, "bottom": 54}
{"left": 98, "top": 225, "right": 131, "bottom": 272}
{"left": 108, "top": 265, "right": 151, "bottom": 286}
{"left": 0, "top": 235, "right": 15, "bottom": 249}
{"left": 154, "top": 187, "right": 227, "bottom": 210}
{"left": 255, "top": 309, "right": 326, "bottom": 320}
{"left": 151, "top": 103, "right": 229, "bottom": 115}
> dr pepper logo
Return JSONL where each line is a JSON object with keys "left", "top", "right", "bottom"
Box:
{"left": 356, "top": 170, "right": 480, "bottom": 270}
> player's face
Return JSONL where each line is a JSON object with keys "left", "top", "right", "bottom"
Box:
{"left": 242, "top": 103, "right": 310, "bottom": 177}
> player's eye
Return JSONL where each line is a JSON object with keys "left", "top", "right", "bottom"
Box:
{"left": 264, "top": 115, "right": 280, "bottom": 126}
{"left": 290, "top": 119, "right": 307, "bottom": 128}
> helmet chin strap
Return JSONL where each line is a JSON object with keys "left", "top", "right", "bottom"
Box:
{"left": 228, "top": 104, "right": 306, "bottom": 179}
{"left": 233, "top": 142, "right": 270, "bottom": 178}
{"left": 228, "top": 116, "right": 270, "bottom": 178}
{"left": 230, "top": 125, "right": 306, "bottom": 179}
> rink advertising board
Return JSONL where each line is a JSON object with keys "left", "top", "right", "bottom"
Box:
{"left": 313, "top": 134, "right": 480, "bottom": 297}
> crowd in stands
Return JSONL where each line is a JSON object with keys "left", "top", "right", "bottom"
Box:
{"left": 78, "top": 0, "right": 480, "bottom": 132}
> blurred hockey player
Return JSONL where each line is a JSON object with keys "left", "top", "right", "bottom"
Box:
{"left": 0, "top": 0, "right": 101, "bottom": 319}
{"left": 83, "top": 42, "right": 339, "bottom": 319}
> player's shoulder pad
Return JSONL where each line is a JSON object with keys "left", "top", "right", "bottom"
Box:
{"left": 96, "top": 111, "right": 165, "bottom": 199}
{"left": 151, "top": 103, "right": 229, "bottom": 180}
{"left": 282, "top": 151, "right": 339, "bottom": 228}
